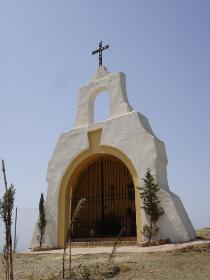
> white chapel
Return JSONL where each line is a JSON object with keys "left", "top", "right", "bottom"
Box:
{"left": 31, "top": 46, "right": 195, "bottom": 248}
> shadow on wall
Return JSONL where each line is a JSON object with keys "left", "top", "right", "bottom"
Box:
{"left": 157, "top": 190, "right": 196, "bottom": 242}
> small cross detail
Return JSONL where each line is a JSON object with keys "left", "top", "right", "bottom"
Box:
{"left": 92, "top": 41, "right": 109, "bottom": 67}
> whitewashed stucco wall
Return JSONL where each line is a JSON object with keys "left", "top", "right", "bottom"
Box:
{"left": 31, "top": 67, "right": 196, "bottom": 248}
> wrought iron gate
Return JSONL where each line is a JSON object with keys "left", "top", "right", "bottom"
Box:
{"left": 71, "top": 155, "right": 136, "bottom": 240}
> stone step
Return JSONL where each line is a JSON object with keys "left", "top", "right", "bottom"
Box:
{"left": 69, "top": 237, "right": 137, "bottom": 247}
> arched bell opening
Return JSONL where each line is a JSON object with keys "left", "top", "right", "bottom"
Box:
{"left": 93, "top": 91, "right": 110, "bottom": 123}
{"left": 70, "top": 154, "right": 137, "bottom": 241}
{"left": 88, "top": 86, "right": 111, "bottom": 125}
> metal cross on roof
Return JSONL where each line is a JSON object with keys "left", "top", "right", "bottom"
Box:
{"left": 92, "top": 41, "right": 109, "bottom": 67}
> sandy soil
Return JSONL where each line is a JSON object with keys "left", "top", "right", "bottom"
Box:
{"left": 1, "top": 229, "right": 210, "bottom": 280}
{"left": 0, "top": 242, "right": 209, "bottom": 280}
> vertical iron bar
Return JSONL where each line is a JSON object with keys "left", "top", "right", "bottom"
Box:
{"left": 99, "top": 158, "right": 105, "bottom": 236}
{"left": 82, "top": 170, "right": 84, "bottom": 237}
{"left": 82, "top": 171, "right": 84, "bottom": 237}
{"left": 92, "top": 162, "right": 94, "bottom": 237}
{"left": 87, "top": 165, "right": 90, "bottom": 239}
{"left": 117, "top": 161, "right": 120, "bottom": 233}
{"left": 91, "top": 163, "right": 93, "bottom": 237}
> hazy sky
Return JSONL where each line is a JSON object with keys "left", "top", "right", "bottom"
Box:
{"left": 0, "top": 0, "right": 209, "bottom": 246}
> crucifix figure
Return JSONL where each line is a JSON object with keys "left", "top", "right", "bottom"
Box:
{"left": 92, "top": 41, "right": 109, "bottom": 67}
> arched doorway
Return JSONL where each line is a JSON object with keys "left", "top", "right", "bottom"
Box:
{"left": 71, "top": 154, "right": 136, "bottom": 240}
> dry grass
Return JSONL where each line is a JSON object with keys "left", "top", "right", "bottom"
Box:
{"left": 196, "top": 227, "right": 210, "bottom": 240}
{"left": 169, "top": 242, "right": 210, "bottom": 254}
{"left": 1, "top": 244, "right": 210, "bottom": 280}
{"left": 0, "top": 228, "right": 210, "bottom": 280}
{"left": 26, "top": 262, "right": 124, "bottom": 280}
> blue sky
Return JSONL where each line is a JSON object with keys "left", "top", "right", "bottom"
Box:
{"left": 0, "top": 0, "right": 209, "bottom": 246}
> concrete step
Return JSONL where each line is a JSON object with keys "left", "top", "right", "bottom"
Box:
{"left": 69, "top": 237, "right": 137, "bottom": 247}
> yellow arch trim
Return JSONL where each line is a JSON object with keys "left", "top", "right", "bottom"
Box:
{"left": 57, "top": 131, "right": 142, "bottom": 247}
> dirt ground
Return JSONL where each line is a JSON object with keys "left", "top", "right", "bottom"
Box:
{"left": 1, "top": 228, "right": 210, "bottom": 280}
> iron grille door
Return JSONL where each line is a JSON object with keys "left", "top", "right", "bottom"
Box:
{"left": 71, "top": 155, "right": 136, "bottom": 240}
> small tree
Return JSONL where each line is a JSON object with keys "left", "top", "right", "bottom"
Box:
{"left": 139, "top": 169, "right": 164, "bottom": 244}
{"left": 37, "top": 193, "right": 46, "bottom": 247}
{"left": 0, "top": 186, "right": 15, "bottom": 280}
{"left": 0, "top": 159, "right": 15, "bottom": 280}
